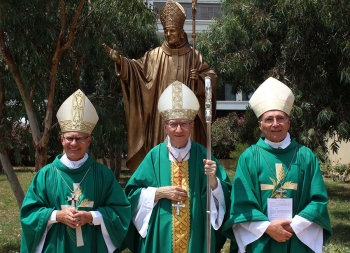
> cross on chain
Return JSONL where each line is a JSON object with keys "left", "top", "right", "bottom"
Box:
{"left": 61, "top": 183, "right": 93, "bottom": 247}
{"left": 67, "top": 192, "right": 78, "bottom": 207}
{"left": 172, "top": 201, "right": 186, "bottom": 216}
{"left": 276, "top": 188, "right": 287, "bottom": 198}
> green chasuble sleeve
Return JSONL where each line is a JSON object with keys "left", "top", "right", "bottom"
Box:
{"left": 123, "top": 141, "right": 231, "bottom": 253}
{"left": 20, "top": 155, "right": 131, "bottom": 253}
{"left": 222, "top": 138, "right": 332, "bottom": 253}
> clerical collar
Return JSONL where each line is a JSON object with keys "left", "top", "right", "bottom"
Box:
{"left": 60, "top": 153, "right": 88, "bottom": 169}
{"left": 161, "top": 41, "right": 191, "bottom": 56}
{"left": 264, "top": 132, "right": 291, "bottom": 149}
{"left": 167, "top": 136, "right": 191, "bottom": 162}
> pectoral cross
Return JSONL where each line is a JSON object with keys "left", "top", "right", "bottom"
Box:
{"left": 172, "top": 201, "right": 185, "bottom": 215}
{"left": 276, "top": 188, "right": 287, "bottom": 198}
{"left": 67, "top": 192, "right": 78, "bottom": 207}
{"left": 61, "top": 183, "right": 93, "bottom": 247}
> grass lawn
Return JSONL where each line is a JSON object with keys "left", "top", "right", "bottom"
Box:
{"left": 0, "top": 167, "right": 349, "bottom": 253}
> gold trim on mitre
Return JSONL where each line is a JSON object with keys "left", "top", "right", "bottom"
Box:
{"left": 249, "top": 77, "right": 295, "bottom": 118}
{"left": 160, "top": 0, "right": 186, "bottom": 29}
{"left": 158, "top": 81, "right": 199, "bottom": 121}
{"left": 56, "top": 89, "right": 99, "bottom": 134}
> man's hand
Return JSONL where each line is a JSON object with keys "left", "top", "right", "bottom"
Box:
{"left": 265, "top": 220, "right": 293, "bottom": 242}
{"left": 155, "top": 186, "right": 188, "bottom": 202}
{"left": 56, "top": 208, "right": 78, "bottom": 228}
{"left": 56, "top": 208, "right": 93, "bottom": 228}
{"left": 203, "top": 159, "right": 218, "bottom": 190}
{"left": 102, "top": 43, "right": 121, "bottom": 65}
{"left": 71, "top": 210, "right": 93, "bottom": 227}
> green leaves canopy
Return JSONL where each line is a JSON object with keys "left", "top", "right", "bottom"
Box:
{"left": 0, "top": 0, "right": 160, "bottom": 164}
{"left": 198, "top": 0, "right": 350, "bottom": 158}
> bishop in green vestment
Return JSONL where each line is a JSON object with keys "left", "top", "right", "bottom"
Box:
{"left": 20, "top": 90, "right": 131, "bottom": 253}
{"left": 123, "top": 81, "right": 231, "bottom": 253}
{"left": 222, "top": 77, "right": 332, "bottom": 253}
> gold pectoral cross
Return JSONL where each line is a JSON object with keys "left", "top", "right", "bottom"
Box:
{"left": 260, "top": 164, "right": 298, "bottom": 198}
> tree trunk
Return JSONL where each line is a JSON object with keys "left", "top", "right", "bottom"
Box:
{"left": 35, "top": 143, "right": 48, "bottom": 171}
{"left": 0, "top": 151, "right": 25, "bottom": 209}
{"left": 114, "top": 148, "right": 122, "bottom": 181}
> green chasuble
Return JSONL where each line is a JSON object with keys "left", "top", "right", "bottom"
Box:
{"left": 124, "top": 141, "right": 232, "bottom": 253}
{"left": 222, "top": 138, "right": 332, "bottom": 253}
{"left": 20, "top": 155, "right": 131, "bottom": 253}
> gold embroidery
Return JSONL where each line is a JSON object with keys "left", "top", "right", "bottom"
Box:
{"left": 171, "top": 161, "right": 190, "bottom": 253}
{"left": 59, "top": 90, "right": 96, "bottom": 133}
{"left": 260, "top": 163, "right": 298, "bottom": 198}
{"left": 159, "top": 81, "right": 198, "bottom": 121}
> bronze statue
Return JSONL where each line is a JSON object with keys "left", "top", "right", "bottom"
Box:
{"left": 102, "top": 0, "right": 217, "bottom": 172}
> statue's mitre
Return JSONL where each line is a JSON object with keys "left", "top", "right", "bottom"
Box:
{"left": 160, "top": 0, "right": 186, "bottom": 29}
{"left": 56, "top": 89, "right": 99, "bottom": 134}
{"left": 158, "top": 81, "right": 199, "bottom": 121}
{"left": 249, "top": 77, "right": 295, "bottom": 118}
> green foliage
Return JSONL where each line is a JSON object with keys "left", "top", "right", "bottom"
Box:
{"left": 0, "top": 0, "right": 160, "bottom": 163}
{"left": 198, "top": 0, "right": 350, "bottom": 156}
{"left": 229, "top": 142, "right": 249, "bottom": 170}
{"left": 212, "top": 111, "right": 260, "bottom": 159}
{"left": 320, "top": 161, "right": 350, "bottom": 183}
{"left": 211, "top": 116, "right": 235, "bottom": 159}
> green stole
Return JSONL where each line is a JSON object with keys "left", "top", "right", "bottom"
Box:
{"left": 124, "top": 141, "right": 232, "bottom": 253}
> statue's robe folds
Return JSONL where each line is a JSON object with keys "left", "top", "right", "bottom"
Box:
{"left": 124, "top": 141, "right": 231, "bottom": 253}
{"left": 222, "top": 139, "right": 332, "bottom": 253}
{"left": 20, "top": 155, "right": 131, "bottom": 253}
{"left": 116, "top": 41, "right": 217, "bottom": 172}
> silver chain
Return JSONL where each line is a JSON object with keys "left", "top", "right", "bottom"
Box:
{"left": 55, "top": 166, "right": 92, "bottom": 193}
{"left": 258, "top": 146, "right": 297, "bottom": 187}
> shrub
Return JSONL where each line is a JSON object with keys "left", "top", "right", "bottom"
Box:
{"left": 229, "top": 142, "right": 249, "bottom": 170}
{"left": 211, "top": 110, "right": 260, "bottom": 159}
{"left": 211, "top": 116, "right": 235, "bottom": 159}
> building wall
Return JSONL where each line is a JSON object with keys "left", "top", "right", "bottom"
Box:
{"left": 327, "top": 139, "right": 350, "bottom": 165}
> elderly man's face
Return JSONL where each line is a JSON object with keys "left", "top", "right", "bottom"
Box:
{"left": 164, "top": 26, "right": 184, "bottom": 47}
{"left": 165, "top": 119, "right": 194, "bottom": 148}
{"left": 61, "top": 132, "right": 92, "bottom": 161}
{"left": 259, "top": 110, "right": 290, "bottom": 143}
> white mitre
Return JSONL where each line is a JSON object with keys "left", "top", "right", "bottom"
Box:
{"left": 249, "top": 77, "right": 295, "bottom": 118}
{"left": 158, "top": 80, "right": 199, "bottom": 121}
{"left": 56, "top": 89, "right": 99, "bottom": 134}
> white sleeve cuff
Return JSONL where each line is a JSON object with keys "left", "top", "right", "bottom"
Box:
{"left": 133, "top": 187, "right": 157, "bottom": 238}
{"left": 90, "top": 210, "right": 103, "bottom": 225}
{"left": 233, "top": 221, "right": 270, "bottom": 253}
{"left": 48, "top": 210, "right": 58, "bottom": 224}
{"left": 290, "top": 215, "right": 323, "bottom": 253}
{"left": 90, "top": 211, "right": 116, "bottom": 253}
{"left": 210, "top": 179, "right": 226, "bottom": 230}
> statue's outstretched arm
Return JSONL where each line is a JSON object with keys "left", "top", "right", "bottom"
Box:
{"left": 102, "top": 43, "right": 121, "bottom": 65}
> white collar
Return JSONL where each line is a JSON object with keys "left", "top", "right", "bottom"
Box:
{"left": 60, "top": 153, "right": 88, "bottom": 169}
{"left": 264, "top": 132, "right": 291, "bottom": 149}
{"left": 167, "top": 136, "right": 191, "bottom": 162}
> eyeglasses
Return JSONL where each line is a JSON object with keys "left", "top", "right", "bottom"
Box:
{"left": 166, "top": 121, "right": 193, "bottom": 130}
{"left": 260, "top": 116, "right": 289, "bottom": 125}
{"left": 63, "top": 135, "right": 90, "bottom": 143}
